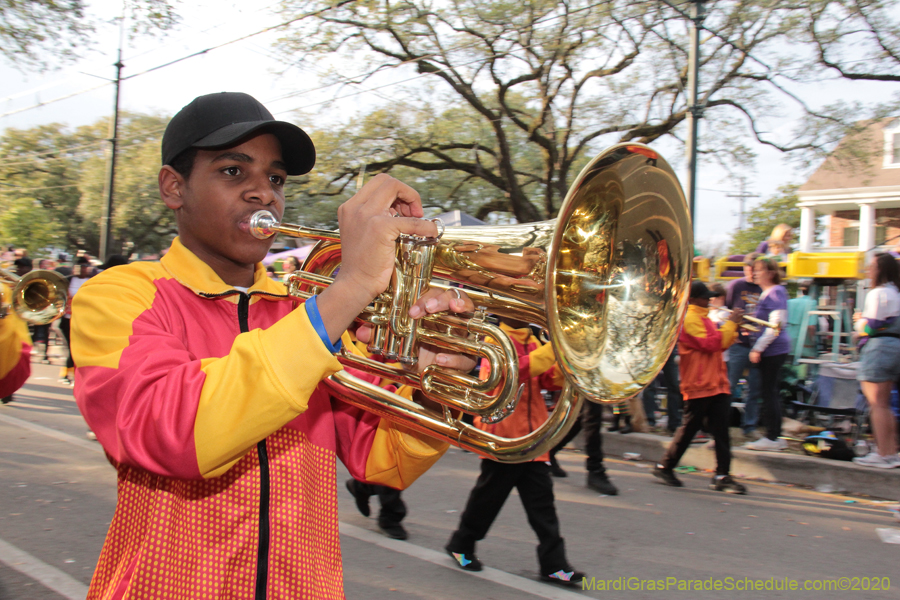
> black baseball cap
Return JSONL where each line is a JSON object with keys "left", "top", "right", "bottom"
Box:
{"left": 161, "top": 92, "right": 316, "bottom": 175}
{"left": 690, "top": 280, "right": 723, "bottom": 300}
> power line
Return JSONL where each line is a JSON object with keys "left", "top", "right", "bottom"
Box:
{"left": 3, "top": 0, "right": 621, "bottom": 121}
{"left": 725, "top": 177, "right": 760, "bottom": 232}
{"left": 0, "top": 82, "right": 112, "bottom": 119}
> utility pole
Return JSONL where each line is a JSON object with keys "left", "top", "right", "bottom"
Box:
{"left": 99, "top": 12, "right": 125, "bottom": 262}
{"left": 684, "top": 0, "right": 705, "bottom": 232}
{"left": 725, "top": 177, "right": 759, "bottom": 232}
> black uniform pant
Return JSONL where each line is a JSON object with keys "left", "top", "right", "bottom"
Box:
{"left": 660, "top": 393, "right": 732, "bottom": 476}
{"left": 548, "top": 400, "right": 607, "bottom": 475}
{"left": 351, "top": 481, "right": 406, "bottom": 526}
{"left": 59, "top": 317, "right": 74, "bottom": 369}
{"left": 756, "top": 353, "right": 787, "bottom": 441}
{"left": 448, "top": 460, "right": 568, "bottom": 574}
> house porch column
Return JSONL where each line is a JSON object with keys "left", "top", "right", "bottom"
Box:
{"left": 799, "top": 206, "right": 815, "bottom": 252}
{"left": 859, "top": 202, "right": 876, "bottom": 251}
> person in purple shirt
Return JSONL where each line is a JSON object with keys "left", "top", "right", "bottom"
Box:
{"left": 726, "top": 252, "right": 762, "bottom": 435}
{"left": 745, "top": 257, "right": 792, "bottom": 451}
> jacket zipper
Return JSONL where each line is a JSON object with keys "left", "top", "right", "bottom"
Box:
{"left": 238, "top": 293, "right": 271, "bottom": 600}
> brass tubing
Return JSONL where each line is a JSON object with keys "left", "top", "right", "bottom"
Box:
{"left": 719, "top": 307, "right": 779, "bottom": 332}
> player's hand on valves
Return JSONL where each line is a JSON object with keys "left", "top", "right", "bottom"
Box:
{"left": 334, "top": 174, "right": 437, "bottom": 304}
{"left": 356, "top": 286, "right": 477, "bottom": 374}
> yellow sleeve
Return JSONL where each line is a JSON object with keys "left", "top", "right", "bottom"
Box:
{"left": 528, "top": 339, "right": 557, "bottom": 377}
{"left": 362, "top": 385, "right": 449, "bottom": 489}
{"left": 719, "top": 320, "right": 739, "bottom": 349}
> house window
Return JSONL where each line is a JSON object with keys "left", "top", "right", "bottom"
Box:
{"left": 893, "top": 133, "right": 900, "bottom": 163}
{"left": 842, "top": 224, "right": 886, "bottom": 247}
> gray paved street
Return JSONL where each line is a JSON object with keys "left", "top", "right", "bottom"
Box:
{"left": 1, "top": 360, "right": 899, "bottom": 599}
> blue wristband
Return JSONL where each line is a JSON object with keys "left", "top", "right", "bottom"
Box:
{"left": 304, "top": 295, "right": 343, "bottom": 353}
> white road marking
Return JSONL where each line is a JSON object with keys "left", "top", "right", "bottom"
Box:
{"left": 0, "top": 413, "right": 102, "bottom": 453}
{"left": 339, "top": 522, "right": 586, "bottom": 599}
{"left": 0, "top": 538, "right": 90, "bottom": 599}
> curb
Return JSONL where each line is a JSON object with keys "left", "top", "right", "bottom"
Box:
{"left": 599, "top": 432, "right": 900, "bottom": 500}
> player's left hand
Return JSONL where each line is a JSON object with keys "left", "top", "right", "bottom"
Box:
{"left": 356, "top": 287, "right": 477, "bottom": 373}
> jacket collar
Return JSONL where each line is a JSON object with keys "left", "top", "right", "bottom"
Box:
{"left": 499, "top": 321, "right": 533, "bottom": 345}
{"left": 161, "top": 237, "right": 289, "bottom": 298}
{"left": 687, "top": 304, "right": 709, "bottom": 318}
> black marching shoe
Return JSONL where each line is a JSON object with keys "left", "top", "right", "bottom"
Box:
{"left": 549, "top": 456, "right": 567, "bottom": 478}
{"left": 652, "top": 465, "right": 683, "bottom": 487}
{"left": 344, "top": 479, "right": 371, "bottom": 517}
{"left": 1, "top": 395, "right": 13, "bottom": 405}
{"left": 445, "top": 545, "right": 483, "bottom": 571}
{"left": 379, "top": 522, "right": 408, "bottom": 540}
{"left": 541, "top": 568, "right": 586, "bottom": 588}
{"left": 710, "top": 475, "right": 747, "bottom": 494}
{"left": 586, "top": 471, "right": 618, "bottom": 495}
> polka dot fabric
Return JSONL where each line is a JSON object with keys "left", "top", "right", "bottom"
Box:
{"left": 88, "top": 427, "right": 343, "bottom": 599}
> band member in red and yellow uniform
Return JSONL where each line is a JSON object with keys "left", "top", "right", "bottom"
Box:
{"left": 0, "top": 282, "right": 32, "bottom": 404}
{"left": 653, "top": 281, "right": 746, "bottom": 494}
{"left": 445, "top": 316, "right": 585, "bottom": 588}
{"left": 72, "top": 92, "right": 475, "bottom": 599}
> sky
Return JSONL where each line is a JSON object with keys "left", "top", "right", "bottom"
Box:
{"left": 2, "top": 0, "right": 896, "bottom": 251}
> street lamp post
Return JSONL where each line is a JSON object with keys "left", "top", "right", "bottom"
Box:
{"left": 684, "top": 0, "right": 705, "bottom": 232}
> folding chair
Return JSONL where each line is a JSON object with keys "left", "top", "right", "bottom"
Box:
{"left": 790, "top": 362, "right": 866, "bottom": 444}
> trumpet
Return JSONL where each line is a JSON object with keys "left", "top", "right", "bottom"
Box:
{"left": 718, "top": 307, "right": 780, "bottom": 333}
{"left": 251, "top": 143, "right": 693, "bottom": 462}
{"left": 0, "top": 269, "right": 68, "bottom": 325}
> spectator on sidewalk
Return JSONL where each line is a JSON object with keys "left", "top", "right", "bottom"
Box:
{"left": 282, "top": 256, "right": 301, "bottom": 283}
{"left": 640, "top": 347, "right": 682, "bottom": 433}
{"left": 744, "top": 257, "right": 792, "bottom": 452}
{"left": 787, "top": 280, "right": 818, "bottom": 361}
{"left": 756, "top": 224, "right": 793, "bottom": 260}
{"left": 726, "top": 252, "right": 762, "bottom": 436}
{"left": 653, "top": 281, "right": 746, "bottom": 494}
{"left": 852, "top": 253, "right": 900, "bottom": 469}
{"left": 709, "top": 282, "right": 731, "bottom": 361}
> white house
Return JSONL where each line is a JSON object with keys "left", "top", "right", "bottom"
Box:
{"left": 797, "top": 118, "right": 900, "bottom": 253}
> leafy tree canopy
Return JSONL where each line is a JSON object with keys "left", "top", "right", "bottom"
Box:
{"left": 0, "top": 196, "right": 63, "bottom": 255}
{"left": 1, "top": 0, "right": 179, "bottom": 69}
{"left": 729, "top": 184, "right": 802, "bottom": 255}
{"left": 0, "top": 113, "right": 175, "bottom": 258}
{"left": 276, "top": 0, "right": 900, "bottom": 224}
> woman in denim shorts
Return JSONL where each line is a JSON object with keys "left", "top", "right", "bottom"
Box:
{"left": 853, "top": 253, "right": 900, "bottom": 469}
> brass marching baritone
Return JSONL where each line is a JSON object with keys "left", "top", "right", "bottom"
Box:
{"left": 0, "top": 269, "right": 68, "bottom": 325}
{"left": 251, "top": 143, "right": 693, "bottom": 462}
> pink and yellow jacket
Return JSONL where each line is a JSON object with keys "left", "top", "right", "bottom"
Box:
{"left": 678, "top": 304, "right": 738, "bottom": 401}
{"left": 0, "top": 282, "right": 31, "bottom": 398}
{"left": 72, "top": 239, "right": 447, "bottom": 599}
{"left": 475, "top": 323, "right": 564, "bottom": 462}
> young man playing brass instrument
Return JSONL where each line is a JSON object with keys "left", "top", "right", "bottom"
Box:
{"left": 71, "top": 92, "right": 475, "bottom": 599}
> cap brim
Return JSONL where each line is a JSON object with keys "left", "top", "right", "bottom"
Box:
{"left": 194, "top": 121, "right": 316, "bottom": 175}
{"left": 690, "top": 290, "right": 722, "bottom": 300}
